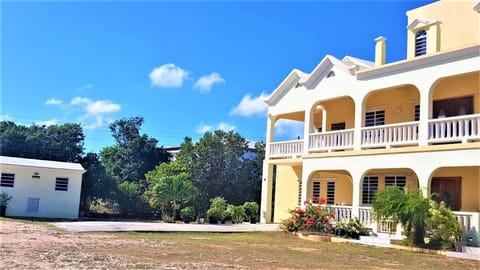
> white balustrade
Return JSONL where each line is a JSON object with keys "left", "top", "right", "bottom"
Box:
{"left": 358, "top": 206, "right": 374, "bottom": 226}
{"left": 361, "top": 121, "right": 419, "bottom": 148}
{"left": 453, "top": 211, "right": 480, "bottom": 232}
{"left": 309, "top": 129, "right": 354, "bottom": 152}
{"left": 428, "top": 114, "right": 480, "bottom": 143}
{"left": 269, "top": 140, "right": 304, "bottom": 158}
{"left": 327, "top": 205, "right": 353, "bottom": 223}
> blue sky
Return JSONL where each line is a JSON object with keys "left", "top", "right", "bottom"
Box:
{"left": 1, "top": 0, "right": 435, "bottom": 153}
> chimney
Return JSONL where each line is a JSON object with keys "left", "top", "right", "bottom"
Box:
{"left": 374, "top": 36, "right": 387, "bottom": 66}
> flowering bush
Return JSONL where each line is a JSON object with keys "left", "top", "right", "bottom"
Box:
{"left": 280, "top": 198, "right": 334, "bottom": 233}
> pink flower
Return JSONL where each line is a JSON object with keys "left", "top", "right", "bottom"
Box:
{"left": 319, "top": 197, "right": 326, "bottom": 204}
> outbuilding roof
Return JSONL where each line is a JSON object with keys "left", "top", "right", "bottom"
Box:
{"left": 0, "top": 156, "right": 85, "bottom": 172}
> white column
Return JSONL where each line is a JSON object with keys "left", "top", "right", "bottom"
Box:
{"left": 353, "top": 98, "right": 363, "bottom": 151}
{"left": 260, "top": 162, "right": 273, "bottom": 223}
{"left": 265, "top": 114, "right": 275, "bottom": 159}
{"left": 349, "top": 169, "right": 363, "bottom": 219}
{"left": 322, "top": 108, "right": 327, "bottom": 134}
{"left": 303, "top": 109, "right": 312, "bottom": 155}
{"left": 418, "top": 85, "right": 431, "bottom": 147}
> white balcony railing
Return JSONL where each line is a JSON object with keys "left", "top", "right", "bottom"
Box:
{"left": 361, "top": 121, "right": 419, "bottom": 148}
{"left": 327, "top": 205, "right": 353, "bottom": 223}
{"left": 453, "top": 211, "right": 479, "bottom": 232}
{"left": 358, "top": 206, "right": 374, "bottom": 226}
{"left": 269, "top": 139, "right": 303, "bottom": 158}
{"left": 309, "top": 129, "right": 354, "bottom": 152}
{"left": 428, "top": 114, "right": 480, "bottom": 143}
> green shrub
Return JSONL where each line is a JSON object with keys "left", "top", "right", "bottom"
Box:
{"left": 280, "top": 199, "right": 334, "bottom": 233}
{"left": 243, "top": 201, "right": 259, "bottom": 220}
{"left": 207, "top": 207, "right": 225, "bottom": 224}
{"left": 0, "top": 192, "right": 12, "bottom": 206}
{"left": 227, "top": 205, "right": 246, "bottom": 224}
{"left": 425, "top": 201, "right": 462, "bottom": 249}
{"left": 162, "top": 214, "right": 175, "bottom": 223}
{"left": 180, "top": 206, "right": 195, "bottom": 223}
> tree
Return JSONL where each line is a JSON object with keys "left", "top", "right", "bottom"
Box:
{"left": 372, "top": 187, "right": 431, "bottom": 245}
{"left": 100, "top": 116, "right": 170, "bottom": 215}
{"left": 151, "top": 173, "right": 198, "bottom": 219}
{"left": 0, "top": 121, "right": 84, "bottom": 162}
{"left": 79, "top": 153, "right": 117, "bottom": 213}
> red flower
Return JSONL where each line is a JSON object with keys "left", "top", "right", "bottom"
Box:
{"left": 323, "top": 216, "right": 329, "bottom": 222}
{"left": 303, "top": 200, "right": 310, "bottom": 205}
{"left": 319, "top": 197, "right": 326, "bottom": 204}
{"left": 295, "top": 208, "right": 305, "bottom": 214}
{"left": 306, "top": 218, "right": 315, "bottom": 225}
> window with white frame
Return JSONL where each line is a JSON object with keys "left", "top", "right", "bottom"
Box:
{"left": 385, "top": 176, "right": 406, "bottom": 188}
{"left": 327, "top": 181, "right": 335, "bottom": 204}
{"left": 312, "top": 181, "right": 320, "bottom": 203}
{"left": 26, "top": 197, "right": 40, "bottom": 212}
{"left": 1, "top": 173, "right": 15, "bottom": 187}
{"left": 55, "top": 177, "right": 69, "bottom": 191}
{"left": 362, "top": 176, "right": 379, "bottom": 205}
{"left": 365, "top": 110, "right": 385, "bottom": 127}
{"left": 415, "top": 30, "right": 427, "bottom": 56}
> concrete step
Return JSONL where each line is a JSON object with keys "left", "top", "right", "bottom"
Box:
{"left": 462, "top": 246, "right": 480, "bottom": 255}
{"left": 359, "top": 235, "right": 391, "bottom": 246}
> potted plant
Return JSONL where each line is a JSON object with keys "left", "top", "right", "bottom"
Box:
{"left": 0, "top": 192, "right": 12, "bottom": 217}
{"left": 180, "top": 206, "right": 195, "bottom": 224}
{"left": 231, "top": 205, "right": 246, "bottom": 224}
{"left": 243, "top": 201, "right": 259, "bottom": 224}
{"left": 207, "top": 207, "right": 224, "bottom": 224}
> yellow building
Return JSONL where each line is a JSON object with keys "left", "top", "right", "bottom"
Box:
{"left": 261, "top": 0, "right": 480, "bottom": 240}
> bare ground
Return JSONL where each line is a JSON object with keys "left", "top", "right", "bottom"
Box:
{"left": 0, "top": 219, "right": 479, "bottom": 270}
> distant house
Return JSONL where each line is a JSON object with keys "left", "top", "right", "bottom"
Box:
{"left": 0, "top": 156, "right": 86, "bottom": 219}
{"left": 165, "top": 142, "right": 258, "bottom": 162}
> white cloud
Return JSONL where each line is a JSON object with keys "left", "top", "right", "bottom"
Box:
{"left": 196, "top": 124, "right": 212, "bottom": 134}
{"left": 230, "top": 92, "right": 269, "bottom": 117}
{"left": 194, "top": 72, "right": 225, "bottom": 93}
{"left": 70, "top": 96, "right": 121, "bottom": 130}
{"left": 0, "top": 115, "right": 13, "bottom": 121}
{"left": 45, "top": 98, "right": 63, "bottom": 105}
{"left": 36, "top": 119, "right": 58, "bottom": 126}
{"left": 77, "top": 84, "right": 93, "bottom": 91}
{"left": 149, "top": 63, "right": 189, "bottom": 88}
{"left": 274, "top": 119, "right": 304, "bottom": 139}
{"left": 196, "top": 122, "right": 236, "bottom": 134}
{"left": 217, "top": 122, "right": 236, "bottom": 131}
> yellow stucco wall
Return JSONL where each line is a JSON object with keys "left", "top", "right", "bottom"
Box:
{"left": 308, "top": 171, "right": 353, "bottom": 205}
{"left": 273, "top": 165, "right": 302, "bottom": 223}
{"left": 312, "top": 97, "right": 356, "bottom": 132}
{"left": 365, "top": 85, "right": 420, "bottom": 125}
{"left": 406, "top": 0, "right": 479, "bottom": 58}
{"left": 433, "top": 72, "right": 480, "bottom": 114}
{"left": 432, "top": 167, "right": 480, "bottom": 211}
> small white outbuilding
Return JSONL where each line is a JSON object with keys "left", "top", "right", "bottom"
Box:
{"left": 0, "top": 156, "right": 85, "bottom": 219}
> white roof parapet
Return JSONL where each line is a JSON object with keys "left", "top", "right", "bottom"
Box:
{"left": 0, "top": 156, "right": 85, "bottom": 172}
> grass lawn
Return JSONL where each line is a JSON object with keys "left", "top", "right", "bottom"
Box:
{"left": 109, "top": 231, "right": 478, "bottom": 269}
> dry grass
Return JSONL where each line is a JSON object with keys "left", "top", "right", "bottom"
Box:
{"left": 1, "top": 218, "right": 478, "bottom": 269}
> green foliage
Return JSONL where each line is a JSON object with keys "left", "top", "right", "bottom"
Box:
{"left": 180, "top": 206, "right": 195, "bottom": 223}
{"left": 79, "top": 153, "right": 117, "bottom": 212}
{"left": 179, "top": 132, "right": 262, "bottom": 214}
{"left": 280, "top": 200, "right": 334, "bottom": 233}
{"left": 425, "top": 201, "right": 463, "bottom": 249}
{"left": 227, "top": 205, "right": 246, "bottom": 224}
{"left": 243, "top": 201, "right": 259, "bottom": 219}
{"left": 162, "top": 214, "right": 175, "bottom": 223}
{"left": 372, "top": 187, "right": 431, "bottom": 246}
{"left": 0, "top": 192, "right": 12, "bottom": 206}
{"left": 150, "top": 173, "right": 198, "bottom": 219}
{"left": 116, "top": 181, "right": 148, "bottom": 216}
{"left": 0, "top": 121, "right": 84, "bottom": 162}
{"left": 334, "top": 218, "right": 369, "bottom": 239}
{"left": 207, "top": 197, "right": 228, "bottom": 224}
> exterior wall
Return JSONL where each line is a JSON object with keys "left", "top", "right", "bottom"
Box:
{"left": 322, "top": 98, "right": 355, "bottom": 131}
{"left": 309, "top": 171, "right": 353, "bottom": 205}
{"left": 406, "top": 0, "right": 479, "bottom": 58}
{"left": 432, "top": 72, "right": 480, "bottom": 114}
{"left": 0, "top": 164, "right": 83, "bottom": 219}
{"left": 273, "top": 165, "right": 301, "bottom": 223}
{"left": 432, "top": 167, "right": 480, "bottom": 211}
{"left": 365, "top": 85, "right": 420, "bottom": 124}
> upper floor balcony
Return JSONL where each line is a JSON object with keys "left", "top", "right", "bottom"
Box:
{"left": 266, "top": 71, "right": 480, "bottom": 159}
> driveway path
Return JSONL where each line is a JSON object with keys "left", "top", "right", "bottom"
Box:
{"left": 52, "top": 221, "right": 280, "bottom": 232}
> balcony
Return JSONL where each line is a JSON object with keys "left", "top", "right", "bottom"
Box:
{"left": 267, "top": 114, "right": 480, "bottom": 159}
{"left": 269, "top": 139, "right": 303, "bottom": 158}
